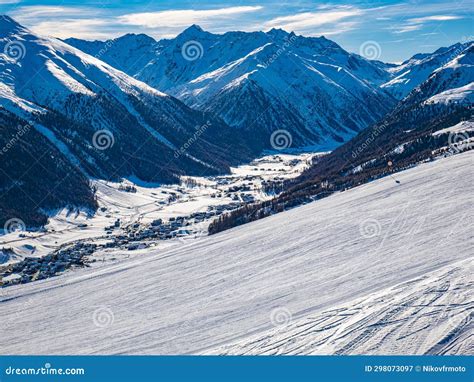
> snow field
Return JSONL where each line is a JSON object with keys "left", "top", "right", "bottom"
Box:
{"left": 0, "top": 151, "right": 472, "bottom": 355}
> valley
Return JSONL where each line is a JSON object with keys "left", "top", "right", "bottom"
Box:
{"left": 0, "top": 153, "right": 316, "bottom": 285}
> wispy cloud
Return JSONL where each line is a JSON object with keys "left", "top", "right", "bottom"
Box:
{"left": 117, "top": 6, "right": 263, "bottom": 28}
{"left": 31, "top": 19, "right": 113, "bottom": 40}
{"left": 391, "top": 24, "right": 423, "bottom": 34}
{"left": 390, "top": 14, "right": 464, "bottom": 34}
{"left": 309, "top": 21, "right": 360, "bottom": 36}
{"left": 12, "top": 5, "right": 100, "bottom": 19}
{"left": 11, "top": 6, "right": 120, "bottom": 39}
{"left": 408, "top": 15, "right": 463, "bottom": 23}
{"left": 10, "top": 5, "right": 265, "bottom": 39}
{"left": 263, "top": 6, "right": 363, "bottom": 33}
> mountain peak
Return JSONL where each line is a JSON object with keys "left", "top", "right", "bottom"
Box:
{"left": 177, "top": 24, "right": 210, "bottom": 40}
{"left": 116, "top": 33, "right": 157, "bottom": 45}
{"left": 266, "top": 28, "right": 289, "bottom": 38}
{"left": 0, "top": 15, "right": 27, "bottom": 35}
{"left": 189, "top": 24, "right": 204, "bottom": 31}
{"left": 183, "top": 24, "right": 204, "bottom": 33}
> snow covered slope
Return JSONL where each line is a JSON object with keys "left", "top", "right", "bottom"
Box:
{"left": 1, "top": 151, "right": 472, "bottom": 355}
{"left": 67, "top": 26, "right": 395, "bottom": 151}
{"left": 414, "top": 44, "right": 474, "bottom": 107}
{"left": 381, "top": 42, "right": 472, "bottom": 100}
{"left": 212, "top": 257, "right": 473, "bottom": 355}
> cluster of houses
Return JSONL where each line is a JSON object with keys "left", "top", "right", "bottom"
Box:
{"left": 0, "top": 202, "right": 246, "bottom": 287}
{"left": 1, "top": 242, "right": 96, "bottom": 286}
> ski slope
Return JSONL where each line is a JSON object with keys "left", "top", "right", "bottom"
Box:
{"left": 211, "top": 257, "right": 473, "bottom": 355}
{"left": 1, "top": 152, "right": 472, "bottom": 355}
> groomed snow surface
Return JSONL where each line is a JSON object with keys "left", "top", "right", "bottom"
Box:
{"left": 1, "top": 152, "right": 472, "bottom": 355}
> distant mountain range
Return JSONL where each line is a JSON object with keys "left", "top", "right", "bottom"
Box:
{"left": 66, "top": 25, "right": 396, "bottom": 151}
{"left": 1, "top": 15, "right": 472, "bottom": 227}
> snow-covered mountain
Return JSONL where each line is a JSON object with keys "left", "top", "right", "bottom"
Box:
{"left": 2, "top": 16, "right": 472, "bottom": 229}
{"left": 0, "top": 16, "right": 254, "bottom": 226}
{"left": 65, "top": 33, "right": 158, "bottom": 77}
{"left": 209, "top": 43, "right": 473, "bottom": 234}
{"left": 408, "top": 44, "right": 474, "bottom": 107}
{"left": 381, "top": 42, "right": 472, "bottom": 100}
{"left": 299, "top": 42, "right": 474, "bottom": 179}
{"left": 67, "top": 26, "right": 396, "bottom": 151}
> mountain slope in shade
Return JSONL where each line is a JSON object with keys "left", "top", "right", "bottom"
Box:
{"left": 0, "top": 109, "right": 96, "bottom": 227}
{"left": 68, "top": 26, "right": 396, "bottom": 151}
{"left": 381, "top": 42, "right": 472, "bottom": 99}
{"left": 0, "top": 16, "right": 254, "bottom": 226}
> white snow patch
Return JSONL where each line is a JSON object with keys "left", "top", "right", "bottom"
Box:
{"left": 433, "top": 120, "right": 474, "bottom": 136}
{"left": 424, "top": 82, "right": 473, "bottom": 105}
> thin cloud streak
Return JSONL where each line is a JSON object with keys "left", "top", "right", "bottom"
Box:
{"left": 31, "top": 19, "right": 115, "bottom": 40}
{"left": 409, "top": 15, "right": 464, "bottom": 23}
{"left": 117, "top": 6, "right": 263, "bottom": 28}
{"left": 263, "top": 7, "right": 363, "bottom": 32}
{"left": 391, "top": 14, "right": 465, "bottom": 34}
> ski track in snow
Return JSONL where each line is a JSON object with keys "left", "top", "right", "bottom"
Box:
{"left": 210, "top": 257, "right": 473, "bottom": 355}
{"left": 0, "top": 152, "right": 472, "bottom": 355}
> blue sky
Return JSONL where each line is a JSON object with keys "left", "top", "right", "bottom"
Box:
{"left": 1, "top": 0, "right": 472, "bottom": 62}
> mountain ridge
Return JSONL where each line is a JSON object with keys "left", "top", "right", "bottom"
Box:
{"left": 66, "top": 25, "right": 397, "bottom": 151}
